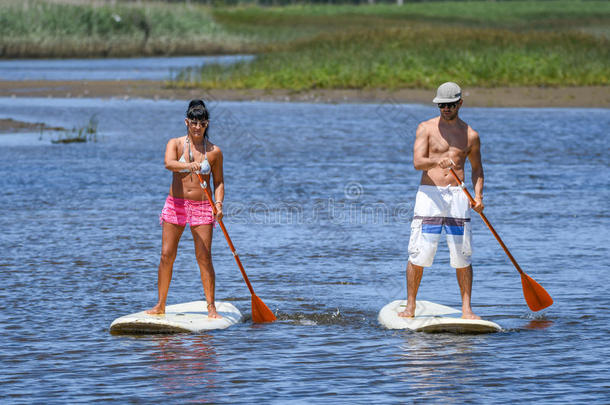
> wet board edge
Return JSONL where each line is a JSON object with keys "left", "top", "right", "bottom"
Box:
{"left": 109, "top": 301, "right": 243, "bottom": 335}
{"left": 378, "top": 300, "right": 502, "bottom": 334}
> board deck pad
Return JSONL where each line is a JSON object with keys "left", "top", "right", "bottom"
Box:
{"left": 110, "top": 301, "right": 242, "bottom": 334}
{"left": 378, "top": 300, "right": 501, "bottom": 334}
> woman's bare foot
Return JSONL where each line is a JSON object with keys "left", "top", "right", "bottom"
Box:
{"left": 146, "top": 303, "right": 165, "bottom": 315}
{"left": 398, "top": 303, "right": 416, "bottom": 318}
{"left": 461, "top": 310, "right": 481, "bottom": 320}
{"left": 207, "top": 303, "right": 222, "bottom": 319}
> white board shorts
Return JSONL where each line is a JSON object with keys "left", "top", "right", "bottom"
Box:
{"left": 408, "top": 185, "right": 472, "bottom": 268}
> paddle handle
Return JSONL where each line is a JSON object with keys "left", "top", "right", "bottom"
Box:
{"left": 197, "top": 174, "right": 256, "bottom": 295}
{"left": 449, "top": 168, "right": 525, "bottom": 275}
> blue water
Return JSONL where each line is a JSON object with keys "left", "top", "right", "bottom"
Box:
{"left": 0, "top": 55, "right": 253, "bottom": 81}
{"left": 1, "top": 97, "right": 609, "bottom": 403}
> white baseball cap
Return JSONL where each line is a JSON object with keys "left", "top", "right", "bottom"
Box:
{"left": 432, "top": 82, "right": 462, "bottom": 103}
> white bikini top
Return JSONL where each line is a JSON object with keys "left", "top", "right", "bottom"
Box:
{"left": 179, "top": 136, "right": 211, "bottom": 174}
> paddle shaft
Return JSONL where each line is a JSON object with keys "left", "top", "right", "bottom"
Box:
{"left": 449, "top": 168, "right": 525, "bottom": 275}
{"left": 197, "top": 174, "right": 256, "bottom": 295}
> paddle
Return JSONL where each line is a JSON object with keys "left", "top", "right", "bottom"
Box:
{"left": 197, "top": 174, "right": 276, "bottom": 323}
{"left": 449, "top": 168, "right": 553, "bottom": 312}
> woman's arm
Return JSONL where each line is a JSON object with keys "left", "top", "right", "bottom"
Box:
{"left": 211, "top": 146, "right": 224, "bottom": 218}
{"left": 164, "top": 137, "right": 199, "bottom": 172}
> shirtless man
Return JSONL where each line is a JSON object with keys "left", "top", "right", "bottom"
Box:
{"left": 398, "top": 82, "right": 484, "bottom": 320}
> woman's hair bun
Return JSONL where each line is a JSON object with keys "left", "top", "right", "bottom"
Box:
{"left": 186, "top": 99, "right": 209, "bottom": 121}
{"left": 188, "top": 99, "right": 205, "bottom": 110}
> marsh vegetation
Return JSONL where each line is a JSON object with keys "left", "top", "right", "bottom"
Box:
{"left": 2, "top": 0, "right": 608, "bottom": 89}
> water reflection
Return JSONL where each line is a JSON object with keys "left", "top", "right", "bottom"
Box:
{"left": 150, "top": 334, "right": 219, "bottom": 401}
{"left": 393, "top": 333, "right": 480, "bottom": 394}
{"left": 524, "top": 320, "right": 554, "bottom": 330}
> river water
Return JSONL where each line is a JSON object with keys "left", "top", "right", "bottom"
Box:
{"left": 1, "top": 94, "right": 608, "bottom": 403}
{"left": 0, "top": 55, "right": 253, "bottom": 81}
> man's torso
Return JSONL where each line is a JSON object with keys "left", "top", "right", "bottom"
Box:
{"left": 420, "top": 116, "right": 472, "bottom": 187}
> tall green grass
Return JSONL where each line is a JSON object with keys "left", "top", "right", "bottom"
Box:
{"left": 0, "top": 0, "right": 249, "bottom": 57}
{"left": 1, "top": 0, "right": 608, "bottom": 88}
{"left": 187, "top": 1, "right": 609, "bottom": 89}
{"left": 184, "top": 27, "right": 608, "bottom": 89}
{"left": 212, "top": 1, "right": 610, "bottom": 40}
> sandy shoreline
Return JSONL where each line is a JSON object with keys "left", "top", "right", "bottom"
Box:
{"left": 0, "top": 117, "right": 65, "bottom": 134}
{"left": 1, "top": 80, "right": 608, "bottom": 109}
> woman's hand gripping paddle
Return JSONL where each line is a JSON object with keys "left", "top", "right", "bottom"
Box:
{"left": 197, "top": 174, "right": 276, "bottom": 323}
{"left": 449, "top": 168, "right": 553, "bottom": 312}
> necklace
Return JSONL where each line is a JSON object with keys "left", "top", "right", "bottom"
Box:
{"left": 186, "top": 135, "right": 206, "bottom": 162}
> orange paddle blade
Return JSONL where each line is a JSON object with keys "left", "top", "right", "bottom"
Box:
{"left": 251, "top": 294, "right": 276, "bottom": 323}
{"left": 520, "top": 272, "right": 553, "bottom": 312}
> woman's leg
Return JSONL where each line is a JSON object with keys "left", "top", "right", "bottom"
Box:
{"left": 191, "top": 224, "right": 221, "bottom": 318}
{"left": 147, "top": 222, "right": 185, "bottom": 314}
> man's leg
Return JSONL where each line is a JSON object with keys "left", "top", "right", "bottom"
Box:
{"left": 456, "top": 265, "right": 480, "bottom": 319}
{"left": 398, "top": 262, "right": 424, "bottom": 318}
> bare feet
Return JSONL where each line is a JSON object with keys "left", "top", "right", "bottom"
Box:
{"left": 207, "top": 303, "right": 222, "bottom": 319}
{"left": 397, "top": 303, "right": 416, "bottom": 318}
{"left": 146, "top": 303, "right": 165, "bottom": 315}
{"left": 461, "top": 310, "right": 481, "bottom": 320}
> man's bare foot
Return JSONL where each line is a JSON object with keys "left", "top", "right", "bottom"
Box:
{"left": 461, "top": 310, "right": 481, "bottom": 320}
{"left": 207, "top": 303, "right": 222, "bottom": 319}
{"left": 146, "top": 304, "right": 165, "bottom": 315}
{"left": 398, "top": 303, "right": 416, "bottom": 318}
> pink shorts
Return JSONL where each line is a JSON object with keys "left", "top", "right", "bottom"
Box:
{"left": 159, "top": 196, "right": 215, "bottom": 226}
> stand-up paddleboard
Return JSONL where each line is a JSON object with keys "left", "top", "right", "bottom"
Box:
{"left": 378, "top": 300, "right": 501, "bottom": 334}
{"left": 110, "top": 301, "right": 242, "bottom": 334}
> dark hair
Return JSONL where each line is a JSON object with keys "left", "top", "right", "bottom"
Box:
{"left": 186, "top": 99, "right": 210, "bottom": 137}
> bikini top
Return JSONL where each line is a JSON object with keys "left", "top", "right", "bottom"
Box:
{"left": 178, "top": 136, "right": 211, "bottom": 175}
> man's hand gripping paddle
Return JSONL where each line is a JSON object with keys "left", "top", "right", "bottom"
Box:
{"left": 449, "top": 168, "right": 553, "bottom": 312}
{"left": 197, "top": 174, "right": 276, "bottom": 323}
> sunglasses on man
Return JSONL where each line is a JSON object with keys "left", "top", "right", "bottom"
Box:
{"left": 438, "top": 101, "right": 460, "bottom": 109}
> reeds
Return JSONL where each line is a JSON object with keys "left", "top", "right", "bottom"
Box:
{"left": 51, "top": 115, "right": 99, "bottom": 144}
{"left": 1, "top": 0, "right": 608, "bottom": 88}
{"left": 190, "top": 1, "right": 609, "bottom": 89}
{"left": 0, "top": 0, "right": 249, "bottom": 58}
{"left": 185, "top": 26, "right": 608, "bottom": 89}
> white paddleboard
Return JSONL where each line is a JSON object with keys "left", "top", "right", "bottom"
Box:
{"left": 378, "top": 300, "right": 501, "bottom": 334}
{"left": 110, "top": 301, "right": 242, "bottom": 334}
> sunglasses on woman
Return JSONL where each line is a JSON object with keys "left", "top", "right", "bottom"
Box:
{"left": 188, "top": 119, "right": 208, "bottom": 127}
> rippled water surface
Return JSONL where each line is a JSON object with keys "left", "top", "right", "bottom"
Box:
{"left": 1, "top": 97, "right": 608, "bottom": 403}
{"left": 0, "top": 55, "right": 253, "bottom": 81}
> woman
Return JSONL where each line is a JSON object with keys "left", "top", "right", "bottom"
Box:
{"left": 147, "top": 100, "right": 224, "bottom": 318}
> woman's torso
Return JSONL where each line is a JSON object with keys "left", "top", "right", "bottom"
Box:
{"left": 169, "top": 136, "right": 214, "bottom": 200}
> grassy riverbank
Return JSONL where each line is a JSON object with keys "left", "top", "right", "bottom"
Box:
{"left": 187, "top": 27, "right": 608, "bottom": 90}
{"left": 1, "top": 1, "right": 609, "bottom": 89}
{"left": 0, "top": 0, "right": 249, "bottom": 57}
{"left": 187, "top": 1, "right": 610, "bottom": 90}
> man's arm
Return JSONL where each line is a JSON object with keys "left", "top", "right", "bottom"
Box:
{"left": 467, "top": 128, "right": 484, "bottom": 212}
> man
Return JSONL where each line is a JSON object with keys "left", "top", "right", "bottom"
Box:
{"left": 398, "top": 82, "right": 484, "bottom": 320}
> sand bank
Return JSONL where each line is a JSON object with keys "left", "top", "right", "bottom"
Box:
{"left": 1, "top": 80, "right": 608, "bottom": 108}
